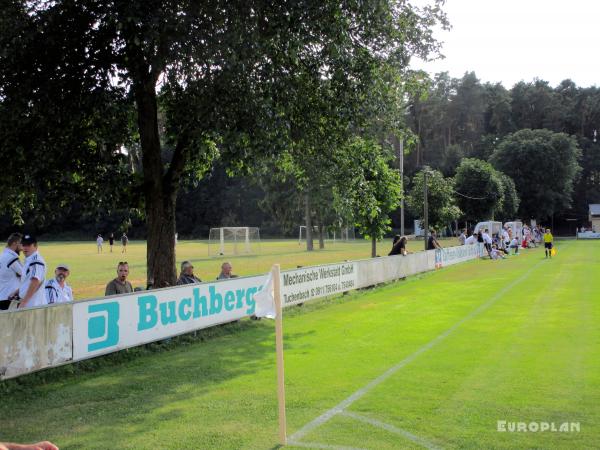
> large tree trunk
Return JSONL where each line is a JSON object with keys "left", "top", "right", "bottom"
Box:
{"left": 305, "top": 193, "right": 314, "bottom": 251}
{"left": 371, "top": 237, "right": 377, "bottom": 258}
{"left": 318, "top": 222, "right": 325, "bottom": 249}
{"left": 135, "top": 82, "right": 178, "bottom": 287}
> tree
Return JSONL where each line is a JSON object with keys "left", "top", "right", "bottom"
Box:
{"left": 1, "top": 0, "right": 448, "bottom": 286}
{"left": 406, "top": 168, "right": 461, "bottom": 232}
{"left": 342, "top": 138, "right": 402, "bottom": 257}
{"left": 453, "top": 158, "right": 504, "bottom": 222}
{"left": 496, "top": 173, "right": 520, "bottom": 221}
{"left": 491, "top": 129, "right": 582, "bottom": 220}
{"left": 483, "top": 82, "right": 514, "bottom": 136}
{"left": 0, "top": 1, "right": 135, "bottom": 227}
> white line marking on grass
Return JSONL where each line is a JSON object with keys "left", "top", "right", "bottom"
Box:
{"left": 340, "top": 411, "right": 441, "bottom": 450}
{"left": 289, "top": 260, "right": 543, "bottom": 444}
{"left": 287, "top": 440, "right": 367, "bottom": 450}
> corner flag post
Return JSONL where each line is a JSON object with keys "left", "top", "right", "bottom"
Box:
{"left": 273, "top": 264, "right": 287, "bottom": 445}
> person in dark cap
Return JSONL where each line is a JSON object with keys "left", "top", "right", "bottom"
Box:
{"left": 45, "top": 263, "right": 73, "bottom": 304}
{"left": 18, "top": 235, "right": 47, "bottom": 308}
{"left": 176, "top": 261, "right": 201, "bottom": 285}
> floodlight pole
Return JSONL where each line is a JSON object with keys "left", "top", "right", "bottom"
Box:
{"left": 399, "top": 138, "right": 405, "bottom": 236}
{"left": 423, "top": 169, "right": 429, "bottom": 251}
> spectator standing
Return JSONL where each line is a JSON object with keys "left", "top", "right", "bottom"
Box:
{"left": 109, "top": 233, "right": 115, "bottom": 253}
{"left": 501, "top": 226, "right": 510, "bottom": 250}
{"left": 0, "top": 233, "right": 23, "bottom": 310}
{"left": 18, "top": 235, "right": 47, "bottom": 308}
{"left": 482, "top": 228, "right": 493, "bottom": 258}
{"left": 217, "top": 262, "right": 237, "bottom": 280}
{"left": 105, "top": 262, "right": 133, "bottom": 295}
{"left": 96, "top": 234, "right": 104, "bottom": 253}
{"left": 458, "top": 229, "right": 467, "bottom": 245}
{"left": 45, "top": 264, "right": 74, "bottom": 304}
{"left": 176, "top": 261, "right": 201, "bottom": 285}
{"left": 389, "top": 236, "right": 408, "bottom": 256}
{"left": 427, "top": 231, "right": 442, "bottom": 250}
{"left": 121, "top": 233, "right": 128, "bottom": 254}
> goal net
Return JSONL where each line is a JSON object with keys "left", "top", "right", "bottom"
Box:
{"left": 208, "top": 227, "right": 260, "bottom": 256}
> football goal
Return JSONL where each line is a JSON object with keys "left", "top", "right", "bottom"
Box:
{"left": 208, "top": 227, "right": 260, "bottom": 256}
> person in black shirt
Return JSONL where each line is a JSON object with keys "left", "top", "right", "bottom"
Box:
{"left": 389, "top": 236, "right": 408, "bottom": 256}
{"left": 427, "top": 231, "right": 442, "bottom": 250}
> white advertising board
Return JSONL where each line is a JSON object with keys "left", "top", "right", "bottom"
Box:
{"left": 578, "top": 232, "right": 600, "bottom": 239}
{"left": 73, "top": 275, "right": 265, "bottom": 361}
{"left": 435, "top": 243, "right": 483, "bottom": 268}
{"left": 281, "top": 262, "right": 358, "bottom": 306}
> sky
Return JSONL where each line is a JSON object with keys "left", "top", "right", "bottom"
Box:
{"left": 411, "top": 0, "right": 600, "bottom": 88}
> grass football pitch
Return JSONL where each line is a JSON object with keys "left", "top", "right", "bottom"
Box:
{"left": 34, "top": 238, "right": 431, "bottom": 300}
{"left": 1, "top": 239, "right": 598, "bottom": 449}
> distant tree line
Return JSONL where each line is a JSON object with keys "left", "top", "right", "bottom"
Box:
{"left": 1, "top": 72, "right": 597, "bottom": 241}
{"left": 405, "top": 73, "right": 596, "bottom": 231}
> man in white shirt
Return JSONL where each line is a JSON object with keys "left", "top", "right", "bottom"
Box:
{"left": 482, "top": 228, "right": 493, "bottom": 258}
{"left": 501, "top": 226, "right": 510, "bottom": 250}
{"left": 96, "top": 234, "right": 104, "bottom": 253}
{"left": 0, "top": 233, "right": 23, "bottom": 310}
{"left": 45, "top": 263, "right": 74, "bottom": 304}
{"left": 464, "top": 233, "right": 477, "bottom": 245}
{"left": 509, "top": 237, "right": 520, "bottom": 255}
{"left": 458, "top": 229, "right": 467, "bottom": 245}
{"left": 18, "top": 235, "right": 47, "bottom": 309}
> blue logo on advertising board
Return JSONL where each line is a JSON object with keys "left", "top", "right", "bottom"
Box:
{"left": 87, "top": 302, "right": 120, "bottom": 352}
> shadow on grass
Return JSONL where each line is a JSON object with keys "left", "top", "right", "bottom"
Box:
{"left": 0, "top": 317, "right": 316, "bottom": 448}
{"left": 0, "top": 284, "right": 410, "bottom": 448}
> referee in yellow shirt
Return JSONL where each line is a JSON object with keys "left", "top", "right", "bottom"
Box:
{"left": 544, "top": 228, "right": 554, "bottom": 258}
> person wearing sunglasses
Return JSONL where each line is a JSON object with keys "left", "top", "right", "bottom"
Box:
{"left": 105, "top": 261, "right": 133, "bottom": 296}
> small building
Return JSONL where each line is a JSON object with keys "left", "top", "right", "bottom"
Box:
{"left": 590, "top": 204, "right": 600, "bottom": 232}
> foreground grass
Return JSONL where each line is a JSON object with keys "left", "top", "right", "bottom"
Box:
{"left": 35, "top": 238, "right": 442, "bottom": 300}
{"left": 1, "top": 240, "right": 597, "bottom": 449}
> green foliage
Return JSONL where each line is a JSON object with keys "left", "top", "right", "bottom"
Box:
{"left": 407, "top": 167, "right": 460, "bottom": 231}
{"left": 453, "top": 158, "right": 505, "bottom": 221}
{"left": 342, "top": 138, "right": 402, "bottom": 242}
{"left": 491, "top": 129, "right": 582, "bottom": 219}
{"left": 496, "top": 172, "right": 520, "bottom": 220}
{"left": 1, "top": 0, "right": 448, "bottom": 280}
{"left": 0, "top": 1, "right": 135, "bottom": 226}
{"left": 406, "top": 74, "right": 600, "bottom": 231}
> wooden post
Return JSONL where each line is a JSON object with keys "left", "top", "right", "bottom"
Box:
{"left": 423, "top": 170, "right": 429, "bottom": 251}
{"left": 272, "top": 264, "right": 287, "bottom": 445}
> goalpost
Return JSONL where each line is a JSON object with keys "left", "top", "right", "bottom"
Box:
{"left": 208, "top": 227, "right": 260, "bottom": 256}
